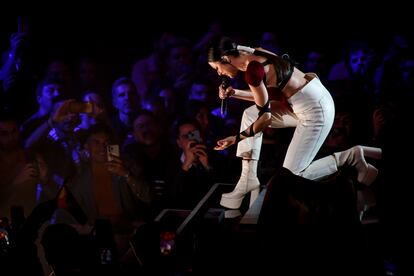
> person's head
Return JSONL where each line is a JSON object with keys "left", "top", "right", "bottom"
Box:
{"left": 188, "top": 75, "right": 217, "bottom": 105}
{"left": 83, "top": 123, "right": 115, "bottom": 163}
{"left": 164, "top": 37, "right": 193, "bottom": 78}
{"left": 207, "top": 37, "right": 243, "bottom": 78}
{"left": 79, "top": 91, "right": 107, "bottom": 127}
{"left": 303, "top": 49, "right": 328, "bottom": 76}
{"left": 36, "top": 78, "right": 65, "bottom": 114}
{"left": 111, "top": 77, "right": 140, "bottom": 115}
{"left": 132, "top": 110, "right": 162, "bottom": 146}
{"left": 173, "top": 117, "right": 203, "bottom": 150}
{"left": 45, "top": 59, "right": 72, "bottom": 83}
{"left": 345, "top": 41, "right": 375, "bottom": 77}
{"left": 78, "top": 57, "right": 99, "bottom": 86}
{"left": 400, "top": 56, "right": 414, "bottom": 89}
{"left": 188, "top": 82, "right": 209, "bottom": 102}
{"left": 208, "top": 36, "right": 283, "bottom": 79}
{"left": 185, "top": 100, "right": 210, "bottom": 134}
{"left": 0, "top": 110, "right": 20, "bottom": 152}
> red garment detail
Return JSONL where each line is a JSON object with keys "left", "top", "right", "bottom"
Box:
{"left": 245, "top": 61, "right": 265, "bottom": 87}
{"left": 267, "top": 87, "right": 293, "bottom": 112}
{"left": 267, "top": 87, "right": 283, "bottom": 101}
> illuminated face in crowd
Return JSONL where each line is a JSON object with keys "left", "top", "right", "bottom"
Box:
{"left": 133, "top": 113, "right": 160, "bottom": 146}
{"left": 176, "top": 123, "right": 201, "bottom": 150}
{"left": 348, "top": 49, "right": 371, "bottom": 76}
{"left": 112, "top": 83, "right": 139, "bottom": 114}
{"left": 38, "top": 83, "right": 63, "bottom": 113}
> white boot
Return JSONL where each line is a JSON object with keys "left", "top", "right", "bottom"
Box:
{"left": 220, "top": 159, "right": 260, "bottom": 209}
{"left": 334, "top": 145, "right": 381, "bottom": 186}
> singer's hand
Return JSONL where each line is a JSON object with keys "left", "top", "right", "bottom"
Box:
{"left": 214, "top": 135, "right": 236, "bottom": 150}
{"left": 219, "top": 85, "right": 235, "bottom": 99}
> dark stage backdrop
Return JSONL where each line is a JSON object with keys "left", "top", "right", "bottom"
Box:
{"left": 0, "top": 2, "right": 410, "bottom": 78}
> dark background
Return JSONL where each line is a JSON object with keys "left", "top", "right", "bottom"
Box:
{"left": 0, "top": 2, "right": 411, "bottom": 77}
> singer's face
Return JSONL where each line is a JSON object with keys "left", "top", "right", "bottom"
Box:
{"left": 208, "top": 61, "right": 238, "bottom": 78}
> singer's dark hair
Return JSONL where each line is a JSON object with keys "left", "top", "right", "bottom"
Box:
{"left": 208, "top": 37, "right": 294, "bottom": 88}
{"left": 207, "top": 37, "right": 240, "bottom": 62}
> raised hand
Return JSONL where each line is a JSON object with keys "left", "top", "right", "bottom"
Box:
{"left": 192, "top": 143, "right": 209, "bottom": 169}
{"left": 218, "top": 84, "right": 235, "bottom": 99}
{"left": 105, "top": 154, "right": 128, "bottom": 177}
{"left": 12, "top": 163, "right": 39, "bottom": 185}
{"left": 214, "top": 135, "right": 236, "bottom": 150}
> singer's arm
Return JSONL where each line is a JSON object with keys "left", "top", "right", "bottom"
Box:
{"left": 220, "top": 85, "right": 255, "bottom": 102}
{"left": 236, "top": 64, "right": 271, "bottom": 141}
{"left": 215, "top": 81, "right": 271, "bottom": 150}
{"left": 223, "top": 60, "right": 268, "bottom": 102}
{"left": 215, "top": 105, "right": 271, "bottom": 150}
{"left": 231, "top": 89, "right": 255, "bottom": 101}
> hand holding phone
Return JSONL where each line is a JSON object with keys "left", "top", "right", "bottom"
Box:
{"left": 107, "top": 145, "right": 120, "bottom": 162}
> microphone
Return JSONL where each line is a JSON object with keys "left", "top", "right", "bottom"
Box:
{"left": 220, "top": 76, "right": 231, "bottom": 116}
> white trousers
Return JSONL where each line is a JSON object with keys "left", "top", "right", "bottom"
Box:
{"left": 236, "top": 76, "right": 337, "bottom": 180}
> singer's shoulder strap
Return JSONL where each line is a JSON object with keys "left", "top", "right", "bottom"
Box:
{"left": 245, "top": 60, "right": 265, "bottom": 87}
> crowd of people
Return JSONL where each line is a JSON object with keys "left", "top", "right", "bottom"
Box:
{"left": 1, "top": 18, "right": 413, "bottom": 275}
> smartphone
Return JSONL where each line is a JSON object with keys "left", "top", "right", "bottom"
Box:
{"left": 107, "top": 145, "right": 120, "bottom": 162}
{"left": 160, "top": 230, "right": 176, "bottom": 256}
{"left": 69, "top": 101, "right": 93, "bottom": 114}
{"left": 187, "top": 130, "right": 202, "bottom": 143}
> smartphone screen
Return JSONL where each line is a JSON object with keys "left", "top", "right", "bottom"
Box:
{"left": 160, "top": 230, "right": 176, "bottom": 256}
{"left": 107, "top": 145, "right": 120, "bottom": 161}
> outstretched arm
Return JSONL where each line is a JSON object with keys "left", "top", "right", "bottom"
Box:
{"left": 215, "top": 61, "right": 272, "bottom": 150}
{"left": 215, "top": 101, "right": 271, "bottom": 150}
{"left": 232, "top": 88, "right": 256, "bottom": 101}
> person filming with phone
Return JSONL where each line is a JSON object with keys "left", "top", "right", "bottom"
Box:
{"left": 20, "top": 79, "right": 105, "bottom": 187}
{"left": 180, "top": 125, "right": 209, "bottom": 172}
{"left": 54, "top": 123, "right": 152, "bottom": 264}
{"left": 169, "top": 117, "right": 216, "bottom": 209}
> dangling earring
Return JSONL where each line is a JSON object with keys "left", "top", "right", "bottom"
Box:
{"left": 221, "top": 56, "right": 230, "bottom": 64}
